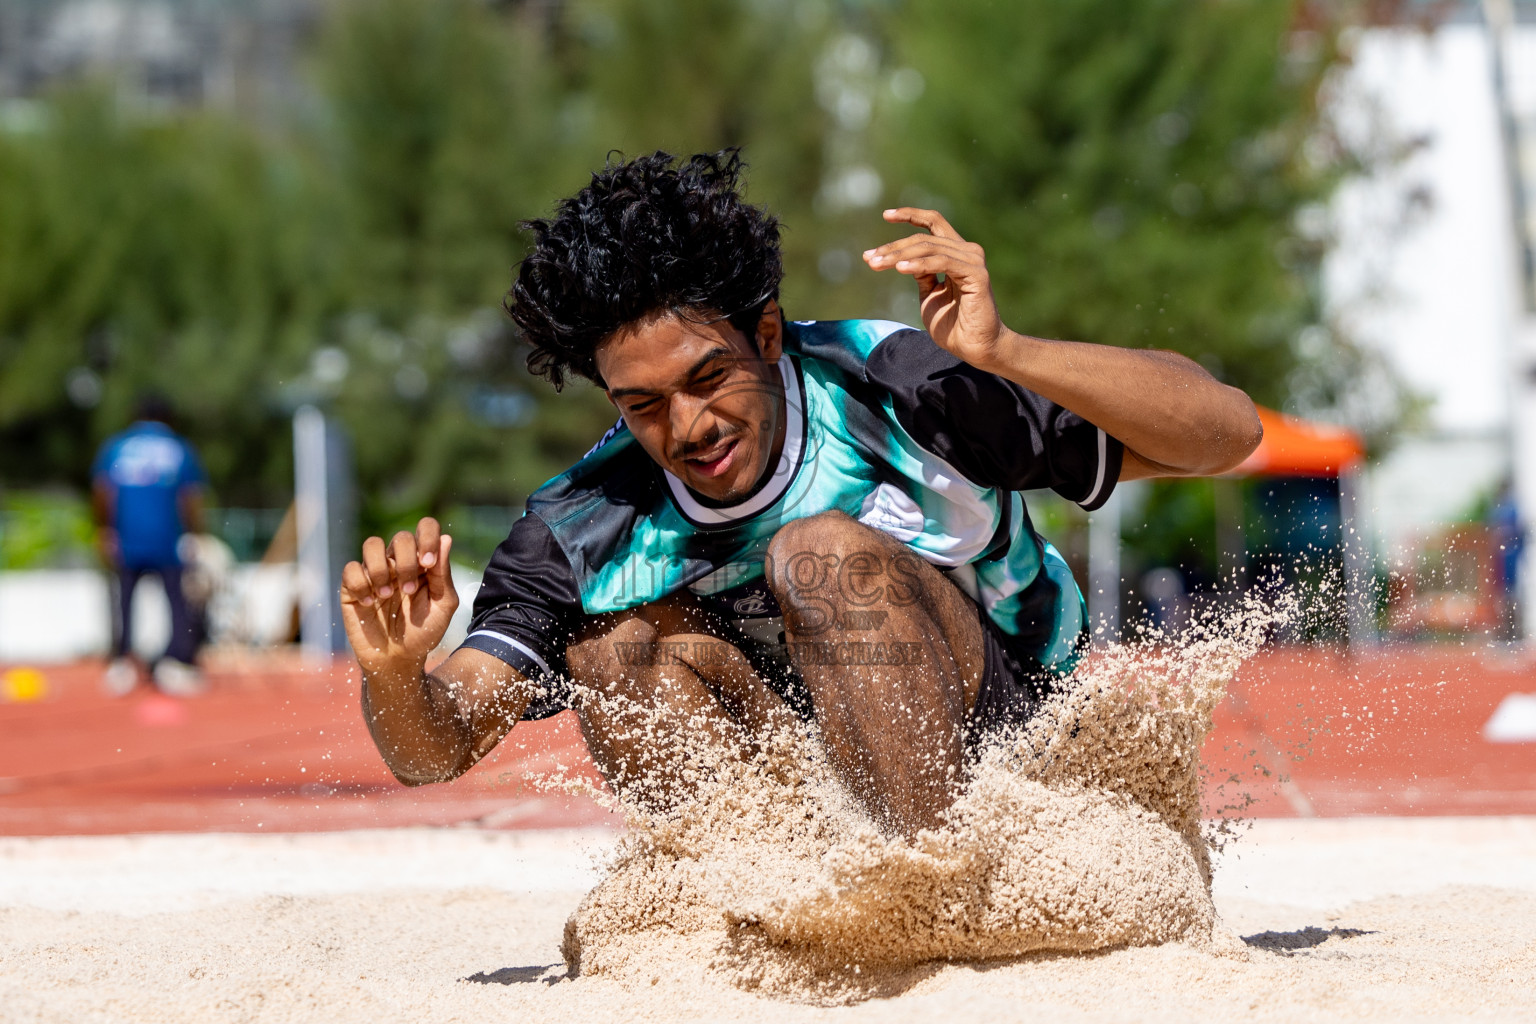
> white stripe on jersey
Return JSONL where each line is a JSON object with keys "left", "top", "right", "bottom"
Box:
{"left": 1080, "top": 427, "right": 1109, "bottom": 509}
{"left": 466, "top": 630, "right": 552, "bottom": 677}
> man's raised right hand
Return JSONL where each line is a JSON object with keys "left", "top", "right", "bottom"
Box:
{"left": 340, "top": 517, "right": 458, "bottom": 677}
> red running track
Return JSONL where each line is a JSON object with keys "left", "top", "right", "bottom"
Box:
{"left": 0, "top": 644, "right": 1532, "bottom": 835}
{"left": 0, "top": 655, "right": 616, "bottom": 835}
{"left": 1207, "top": 644, "right": 1536, "bottom": 817}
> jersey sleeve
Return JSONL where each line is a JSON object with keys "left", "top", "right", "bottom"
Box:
{"left": 866, "top": 329, "right": 1122, "bottom": 510}
{"left": 456, "top": 511, "right": 584, "bottom": 720}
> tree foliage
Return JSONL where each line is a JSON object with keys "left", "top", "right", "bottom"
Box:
{"left": 0, "top": 0, "right": 1386, "bottom": 564}
{"left": 0, "top": 89, "right": 338, "bottom": 500}
{"left": 878, "top": 0, "right": 1344, "bottom": 407}
{"left": 310, "top": 0, "right": 608, "bottom": 532}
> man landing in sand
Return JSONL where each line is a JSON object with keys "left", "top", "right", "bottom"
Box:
{"left": 340, "top": 151, "right": 1261, "bottom": 838}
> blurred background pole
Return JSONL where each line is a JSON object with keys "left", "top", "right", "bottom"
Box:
{"left": 1338, "top": 467, "right": 1377, "bottom": 650}
{"left": 293, "top": 406, "right": 356, "bottom": 662}
{"left": 1087, "top": 487, "right": 1122, "bottom": 643}
{"left": 1485, "top": 0, "right": 1536, "bottom": 640}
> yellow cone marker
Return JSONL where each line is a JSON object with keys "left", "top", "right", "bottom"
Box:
{"left": 1, "top": 667, "right": 48, "bottom": 703}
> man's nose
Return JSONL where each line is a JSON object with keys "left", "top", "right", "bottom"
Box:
{"left": 670, "top": 393, "right": 714, "bottom": 446}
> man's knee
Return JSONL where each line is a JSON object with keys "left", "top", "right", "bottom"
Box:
{"left": 766, "top": 512, "right": 922, "bottom": 634}
{"left": 566, "top": 616, "right": 659, "bottom": 691}
{"left": 767, "top": 510, "right": 898, "bottom": 578}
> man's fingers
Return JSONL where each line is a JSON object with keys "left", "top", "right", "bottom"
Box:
{"left": 390, "top": 530, "right": 421, "bottom": 596}
{"left": 888, "top": 254, "right": 987, "bottom": 283}
{"left": 863, "top": 235, "right": 942, "bottom": 261}
{"left": 416, "top": 517, "right": 442, "bottom": 570}
{"left": 864, "top": 237, "right": 983, "bottom": 276}
{"left": 338, "top": 595, "right": 388, "bottom": 661}
{"left": 339, "top": 562, "right": 391, "bottom": 659}
{"left": 881, "top": 207, "right": 962, "bottom": 240}
{"left": 341, "top": 560, "right": 375, "bottom": 607}
{"left": 426, "top": 535, "right": 456, "bottom": 600}
{"left": 361, "top": 535, "right": 393, "bottom": 598}
{"left": 872, "top": 245, "right": 976, "bottom": 282}
{"left": 866, "top": 244, "right": 988, "bottom": 296}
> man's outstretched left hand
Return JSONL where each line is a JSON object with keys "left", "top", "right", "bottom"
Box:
{"left": 862, "top": 208, "right": 1011, "bottom": 374}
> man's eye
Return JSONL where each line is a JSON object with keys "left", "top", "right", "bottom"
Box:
{"left": 627, "top": 400, "right": 658, "bottom": 416}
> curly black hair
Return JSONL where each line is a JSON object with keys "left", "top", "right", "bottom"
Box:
{"left": 507, "top": 149, "right": 783, "bottom": 390}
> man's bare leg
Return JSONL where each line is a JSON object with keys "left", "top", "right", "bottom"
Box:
{"left": 766, "top": 511, "right": 986, "bottom": 837}
{"left": 565, "top": 598, "right": 787, "bottom": 810}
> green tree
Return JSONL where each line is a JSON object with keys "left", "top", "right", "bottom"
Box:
{"left": 556, "top": 0, "right": 900, "bottom": 320}
{"left": 0, "top": 0, "right": 1396, "bottom": 577}
{"left": 311, "top": 0, "right": 613, "bottom": 540}
{"left": 876, "top": 0, "right": 1348, "bottom": 407}
{"left": 0, "top": 88, "right": 341, "bottom": 502}
{"left": 318, "top": 0, "right": 555, "bottom": 318}
{"left": 871, "top": 0, "right": 1403, "bottom": 586}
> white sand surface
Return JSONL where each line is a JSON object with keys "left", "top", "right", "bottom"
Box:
{"left": 3, "top": 817, "right": 1535, "bottom": 1022}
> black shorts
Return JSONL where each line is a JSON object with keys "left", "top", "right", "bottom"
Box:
{"left": 716, "top": 601, "right": 1075, "bottom": 735}
{"left": 966, "top": 601, "right": 1075, "bottom": 741}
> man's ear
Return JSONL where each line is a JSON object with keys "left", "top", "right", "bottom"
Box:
{"left": 755, "top": 299, "right": 784, "bottom": 362}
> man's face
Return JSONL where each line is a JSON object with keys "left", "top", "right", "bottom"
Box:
{"left": 596, "top": 304, "right": 786, "bottom": 504}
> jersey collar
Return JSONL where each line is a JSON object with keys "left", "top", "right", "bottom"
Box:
{"left": 661, "top": 354, "right": 806, "bottom": 528}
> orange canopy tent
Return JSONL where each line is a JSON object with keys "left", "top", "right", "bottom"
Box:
{"left": 1235, "top": 406, "right": 1365, "bottom": 478}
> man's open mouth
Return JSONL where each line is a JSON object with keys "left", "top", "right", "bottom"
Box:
{"left": 685, "top": 437, "right": 741, "bottom": 479}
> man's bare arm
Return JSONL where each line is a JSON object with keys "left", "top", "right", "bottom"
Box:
{"left": 978, "top": 338, "right": 1261, "bottom": 479}
{"left": 91, "top": 480, "right": 118, "bottom": 566}
{"left": 340, "top": 517, "right": 534, "bottom": 786}
{"left": 360, "top": 647, "right": 534, "bottom": 785}
{"left": 178, "top": 485, "right": 206, "bottom": 535}
{"left": 863, "top": 207, "right": 1263, "bottom": 480}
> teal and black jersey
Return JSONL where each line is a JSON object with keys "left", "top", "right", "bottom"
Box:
{"left": 460, "top": 319, "right": 1122, "bottom": 719}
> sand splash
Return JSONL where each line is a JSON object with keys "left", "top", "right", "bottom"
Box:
{"left": 550, "top": 593, "right": 1292, "bottom": 1004}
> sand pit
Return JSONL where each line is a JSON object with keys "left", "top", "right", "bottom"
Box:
{"left": 546, "top": 599, "right": 1278, "bottom": 1000}
{"left": 7, "top": 605, "right": 1535, "bottom": 1019}
{"left": 1, "top": 819, "right": 1534, "bottom": 1022}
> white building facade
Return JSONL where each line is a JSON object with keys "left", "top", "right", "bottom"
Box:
{"left": 1326, "top": 5, "right": 1536, "bottom": 632}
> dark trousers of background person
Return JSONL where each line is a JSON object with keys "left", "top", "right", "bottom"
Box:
{"left": 112, "top": 564, "right": 198, "bottom": 666}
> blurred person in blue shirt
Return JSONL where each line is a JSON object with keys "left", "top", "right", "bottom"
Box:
{"left": 91, "top": 396, "right": 207, "bottom": 696}
{"left": 1489, "top": 479, "right": 1524, "bottom": 636}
